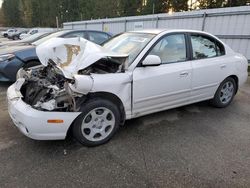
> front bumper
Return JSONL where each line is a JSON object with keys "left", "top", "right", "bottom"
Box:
{"left": 7, "top": 81, "right": 81, "bottom": 140}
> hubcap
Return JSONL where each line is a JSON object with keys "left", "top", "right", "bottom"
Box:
{"left": 81, "top": 107, "right": 115, "bottom": 142}
{"left": 219, "top": 81, "right": 234, "bottom": 104}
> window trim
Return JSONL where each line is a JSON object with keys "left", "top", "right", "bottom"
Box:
{"left": 187, "top": 32, "right": 226, "bottom": 61}
{"left": 137, "top": 32, "right": 191, "bottom": 67}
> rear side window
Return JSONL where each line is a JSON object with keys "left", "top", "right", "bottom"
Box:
{"left": 87, "top": 32, "right": 109, "bottom": 44}
{"left": 190, "top": 34, "right": 225, "bottom": 60}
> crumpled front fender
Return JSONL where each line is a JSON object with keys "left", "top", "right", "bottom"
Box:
{"left": 69, "top": 74, "right": 94, "bottom": 94}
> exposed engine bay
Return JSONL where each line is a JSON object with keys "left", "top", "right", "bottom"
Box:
{"left": 20, "top": 63, "right": 76, "bottom": 112}
{"left": 78, "top": 57, "right": 124, "bottom": 75}
{"left": 17, "top": 37, "right": 128, "bottom": 112}
{"left": 19, "top": 57, "right": 124, "bottom": 112}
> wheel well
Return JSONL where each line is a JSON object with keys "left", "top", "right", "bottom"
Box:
{"left": 87, "top": 92, "right": 126, "bottom": 125}
{"left": 227, "top": 75, "right": 238, "bottom": 94}
{"left": 65, "top": 92, "right": 126, "bottom": 139}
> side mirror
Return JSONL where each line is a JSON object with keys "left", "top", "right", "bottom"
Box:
{"left": 142, "top": 55, "right": 161, "bottom": 66}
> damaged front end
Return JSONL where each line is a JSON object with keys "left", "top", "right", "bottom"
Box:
{"left": 17, "top": 37, "right": 128, "bottom": 112}
{"left": 18, "top": 63, "right": 85, "bottom": 112}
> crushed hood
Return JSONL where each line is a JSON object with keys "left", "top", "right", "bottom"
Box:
{"left": 36, "top": 37, "right": 128, "bottom": 79}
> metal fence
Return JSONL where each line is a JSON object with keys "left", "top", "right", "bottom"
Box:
{"left": 0, "top": 27, "right": 10, "bottom": 32}
{"left": 64, "top": 6, "right": 250, "bottom": 61}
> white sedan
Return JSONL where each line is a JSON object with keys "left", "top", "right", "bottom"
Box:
{"left": 7, "top": 29, "right": 248, "bottom": 146}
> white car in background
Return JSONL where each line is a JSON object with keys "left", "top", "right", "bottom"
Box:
{"left": 1, "top": 29, "right": 17, "bottom": 37}
{"left": 7, "top": 29, "right": 248, "bottom": 146}
{"left": 19, "top": 28, "right": 55, "bottom": 39}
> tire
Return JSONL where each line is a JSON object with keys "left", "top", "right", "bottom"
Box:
{"left": 211, "top": 77, "right": 236, "bottom": 108}
{"left": 72, "top": 98, "right": 121, "bottom": 146}
{"left": 14, "top": 36, "right": 18, "bottom": 40}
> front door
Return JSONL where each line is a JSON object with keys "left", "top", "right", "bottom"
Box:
{"left": 132, "top": 33, "right": 192, "bottom": 116}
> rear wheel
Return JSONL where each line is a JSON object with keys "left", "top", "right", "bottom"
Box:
{"left": 211, "top": 77, "right": 236, "bottom": 108}
{"left": 72, "top": 98, "right": 120, "bottom": 146}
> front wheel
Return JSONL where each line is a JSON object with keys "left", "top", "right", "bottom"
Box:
{"left": 72, "top": 98, "right": 121, "bottom": 146}
{"left": 211, "top": 77, "right": 236, "bottom": 108}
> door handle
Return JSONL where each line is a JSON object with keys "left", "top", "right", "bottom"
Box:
{"left": 220, "top": 64, "right": 226, "bottom": 69}
{"left": 180, "top": 71, "right": 189, "bottom": 77}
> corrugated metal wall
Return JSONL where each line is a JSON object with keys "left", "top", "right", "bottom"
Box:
{"left": 64, "top": 6, "right": 250, "bottom": 60}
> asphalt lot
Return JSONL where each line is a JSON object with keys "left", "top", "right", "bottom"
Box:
{"left": 0, "top": 37, "right": 10, "bottom": 43}
{"left": 0, "top": 78, "right": 249, "bottom": 188}
{"left": 0, "top": 36, "right": 250, "bottom": 188}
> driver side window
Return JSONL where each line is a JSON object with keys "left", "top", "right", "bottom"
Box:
{"left": 149, "top": 34, "right": 187, "bottom": 64}
{"left": 30, "top": 30, "right": 38, "bottom": 34}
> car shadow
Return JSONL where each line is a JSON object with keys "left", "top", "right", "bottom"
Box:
{"left": 122, "top": 100, "right": 211, "bottom": 130}
{"left": 9, "top": 99, "right": 213, "bottom": 154}
{"left": 24, "top": 100, "right": 211, "bottom": 150}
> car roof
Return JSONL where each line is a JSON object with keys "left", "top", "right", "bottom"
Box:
{"left": 130, "top": 29, "right": 167, "bottom": 34}
{"left": 62, "top": 29, "right": 111, "bottom": 34}
{"left": 130, "top": 29, "right": 213, "bottom": 35}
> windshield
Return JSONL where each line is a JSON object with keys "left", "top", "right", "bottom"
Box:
{"left": 103, "top": 32, "right": 155, "bottom": 65}
{"left": 21, "top": 32, "right": 51, "bottom": 43}
{"left": 32, "top": 30, "right": 68, "bottom": 46}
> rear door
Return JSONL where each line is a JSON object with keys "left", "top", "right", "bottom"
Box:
{"left": 189, "top": 33, "right": 227, "bottom": 101}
